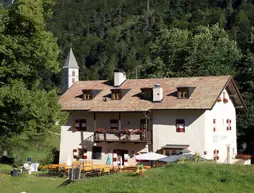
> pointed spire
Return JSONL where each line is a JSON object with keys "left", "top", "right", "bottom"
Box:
{"left": 63, "top": 47, "right": 79, "bottom": 69}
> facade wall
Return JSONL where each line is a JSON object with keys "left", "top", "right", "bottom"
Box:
{"left": 60, "top": 90, "right": 237, "bottom": 164}
{"left": 152, "top": 110, "right": 206, "bottom": 155}
{"left": 204, "top": 89, "right": 237, "bottom": 163}
{"left": 59, "top": 111, "right": 149, "bottom": 165}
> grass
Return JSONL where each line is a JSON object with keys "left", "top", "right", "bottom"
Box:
{"left": 0, "top": 163, "right": 254, "bottom": 193}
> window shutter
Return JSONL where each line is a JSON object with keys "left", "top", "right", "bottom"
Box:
{"left": 75, "top": 120, "right": 80, "bottom": 129}
{"left": 176, "top": 119, "right": 185, "bottom": 132}
{"left": 80, "top": 119, "right": 86, "bottom": 130}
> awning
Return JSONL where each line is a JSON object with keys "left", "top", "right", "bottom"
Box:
{"left": 161, "top": 144, "right": 189, "bottom": 149}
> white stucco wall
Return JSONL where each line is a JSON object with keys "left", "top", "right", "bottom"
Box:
{"left": 60, "top": 89, "right": 238, "bottom": 165}
{"left": 152, "top": 110, "right": 206, "bottom": 155}
{"left": 204, "top": 89, "right": 237, "bottom": 163}
{"left": 63, "top": 68, "right": 79, "bottom": 91}
{"left": 59, "top": 112, "right": 149, "bottom": 165}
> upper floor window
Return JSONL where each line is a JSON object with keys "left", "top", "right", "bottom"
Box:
{"left": 72, "top": 78, "right": 75, "bottom": 84}
{"left": 141, "top": 88, "right": 153, "bottom": 100}
{"left": 111, "top": 89, "right": 121, "bottom": 100}
{"left": 140, "top": 119, "right": 146, "bottom": 129}
{"left": 74, "top": 119, "right": 86, "bottom": 131}
{"left": 72, "top": 70, "right": 75, "bottom": 76}
{"left": 176, "top": 119, "right": 185, "bottom": 132}
{"left": 110, "top": 119, "right": 118, "bottom": 130}
{"left": 83, "top": 90, "right": 92, "bottom": 100}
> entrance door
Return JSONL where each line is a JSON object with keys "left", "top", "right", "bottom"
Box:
{"left": 117, "top": 149, "right": 128, "bottom": 166}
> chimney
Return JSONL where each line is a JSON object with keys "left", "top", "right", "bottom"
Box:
{"left": 153, "top": 84, "right": 163, "bottom": 102}
{"left": 114, "top": 69, "right": 126, "bottom": 87}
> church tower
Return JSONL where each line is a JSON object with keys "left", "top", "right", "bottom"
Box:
{"left": 62, "top": 47, "right": 79, "bottom": 92}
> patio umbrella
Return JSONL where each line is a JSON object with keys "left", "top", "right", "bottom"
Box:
{"left": 135, "top": 152, "right": 167, "bottom": 161}
{"left": 106, "top": 154, "right": 111, "bottom": 165}
{"left": 66, "top": 154, "right": 72, "bottom": 166}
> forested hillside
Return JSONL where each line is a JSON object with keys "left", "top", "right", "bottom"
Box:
{"left": 48, "top": 0, "right": 254, "bottom": 152}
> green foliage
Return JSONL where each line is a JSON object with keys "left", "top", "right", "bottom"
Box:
{"left": 0, "top": 0, "right": 67, "bottom": 161}
{"left": 46, "top": 0, "right": 254, "bottom": 154}
{"left": 1, "top": 163, "right": 254, "bottom": 193}
{"left": 148, "top": 24, "right": 241, "bottom": 77}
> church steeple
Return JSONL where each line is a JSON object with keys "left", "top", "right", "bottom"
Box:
{"left": 63, "top": 47, "right": 79, "bottom": 69}
{"left": 62, "top": 47, "right": 79, "bottom": 92}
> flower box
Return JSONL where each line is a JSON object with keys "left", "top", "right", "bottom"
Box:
{"left": 235, "top": 154, "right": 252, "bottom": 160}
{"left": 106, "top": 133, "right": 119, "bottom": 140}
{"left": 95, "top": 133, "right": 105, "bottom": 140}
{"left": 244, "top": 159, "right": 251, "bottom": 165}
{"left": 129, "top": 134, "right": 140, "bottom": 141}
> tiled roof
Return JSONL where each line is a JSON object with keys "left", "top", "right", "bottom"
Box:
{"left": 59, "top": 76, "right": 232, "bottom": 112}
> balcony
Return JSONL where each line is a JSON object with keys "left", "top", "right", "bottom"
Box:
{"left": 94, "top": 129, "right": 151, "bottom": 143}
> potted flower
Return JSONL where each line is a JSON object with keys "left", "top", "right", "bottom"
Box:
{"left": 95, "top": 128, "right": 105, "bottom": 140}
{"left": 121, "top": 128, "right": 131, "bottom": 135}
{"left": 235, "top": 154, "right": 252, "bottom": 165}
{"left": 223, "top": 98, "right": 228, "bottom": 103}
{"left": 109, "top": 128, "right": 119, "bottom": 134}
{"left": 217, "top": 97, "right": 222, "bottom": 102}
{"left": 133, "top": 129, "right": 147, "bottom": 140}
{"left": 96, "top": 128, "right": 105, "bottom": 133}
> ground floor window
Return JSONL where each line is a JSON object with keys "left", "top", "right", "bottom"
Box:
{"left": 92, "top": 146, "right": 102, "bottom": 159}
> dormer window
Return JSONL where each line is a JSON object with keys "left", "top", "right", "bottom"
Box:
{"left": 141, "top": 88, "right": 153, "bottom": 100}
{"left": 83, "top": 90, "right": 92, "bottom": 100}
{"left": 111, "top": 89, "right": 121, "bottom": 100}
{"left": 177, "top": 87, "right": 195, "bottom": 99}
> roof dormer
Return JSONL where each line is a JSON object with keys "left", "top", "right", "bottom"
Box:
{"left": 110, "top": 88, "right": 130, "bottom": 100}
{"left": 82, "top": 89, "right": 101, "bottom": 100}
{"left": 177, "top": 87, "right": 195, "bottom": 99}
{"left": 141, "top": 88, "right": 153, "bottom": 100}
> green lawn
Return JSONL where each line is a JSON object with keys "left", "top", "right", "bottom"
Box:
{"left": 0, "top": 163, "right": 254, "bottom": 193}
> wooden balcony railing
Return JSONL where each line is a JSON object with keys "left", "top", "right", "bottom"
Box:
{"left": 94, "top": 129, "right": 151, "bottom": 143}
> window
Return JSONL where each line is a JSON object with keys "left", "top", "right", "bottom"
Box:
{"left": 112, "top": 89, "right": 121, "bottom": 100}
{"left": 177, "top": 88, "right": 189, "bottom": 99}
{"left": 176, "top": 119, "right": 185, "bottom": 132}
{"left": 74, "top": 119, "right": 87, "bottom": 131}
{"left": 72, "top": 78, "right": 75, "bottom": 84}
{"left": 140, "top": 119, "right": 146, "bottom": 129}
{"left": 83, "top": 90, "right": 92, "bottom": 100}
{"left": 72, "top": 70, "right": 75, "bottom": 76}
{"left": 110, "top": 119, "right": 118, "bottom": 130}
{"left": 92, "top": 146, "right": 102, "bottom": 159}
{"left": 141, "top": 88, "right": 153, "bottom": 100}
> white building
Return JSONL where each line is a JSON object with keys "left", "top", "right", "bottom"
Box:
{"left": 59, "top": 52, "right": 247, "bottom": 165}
